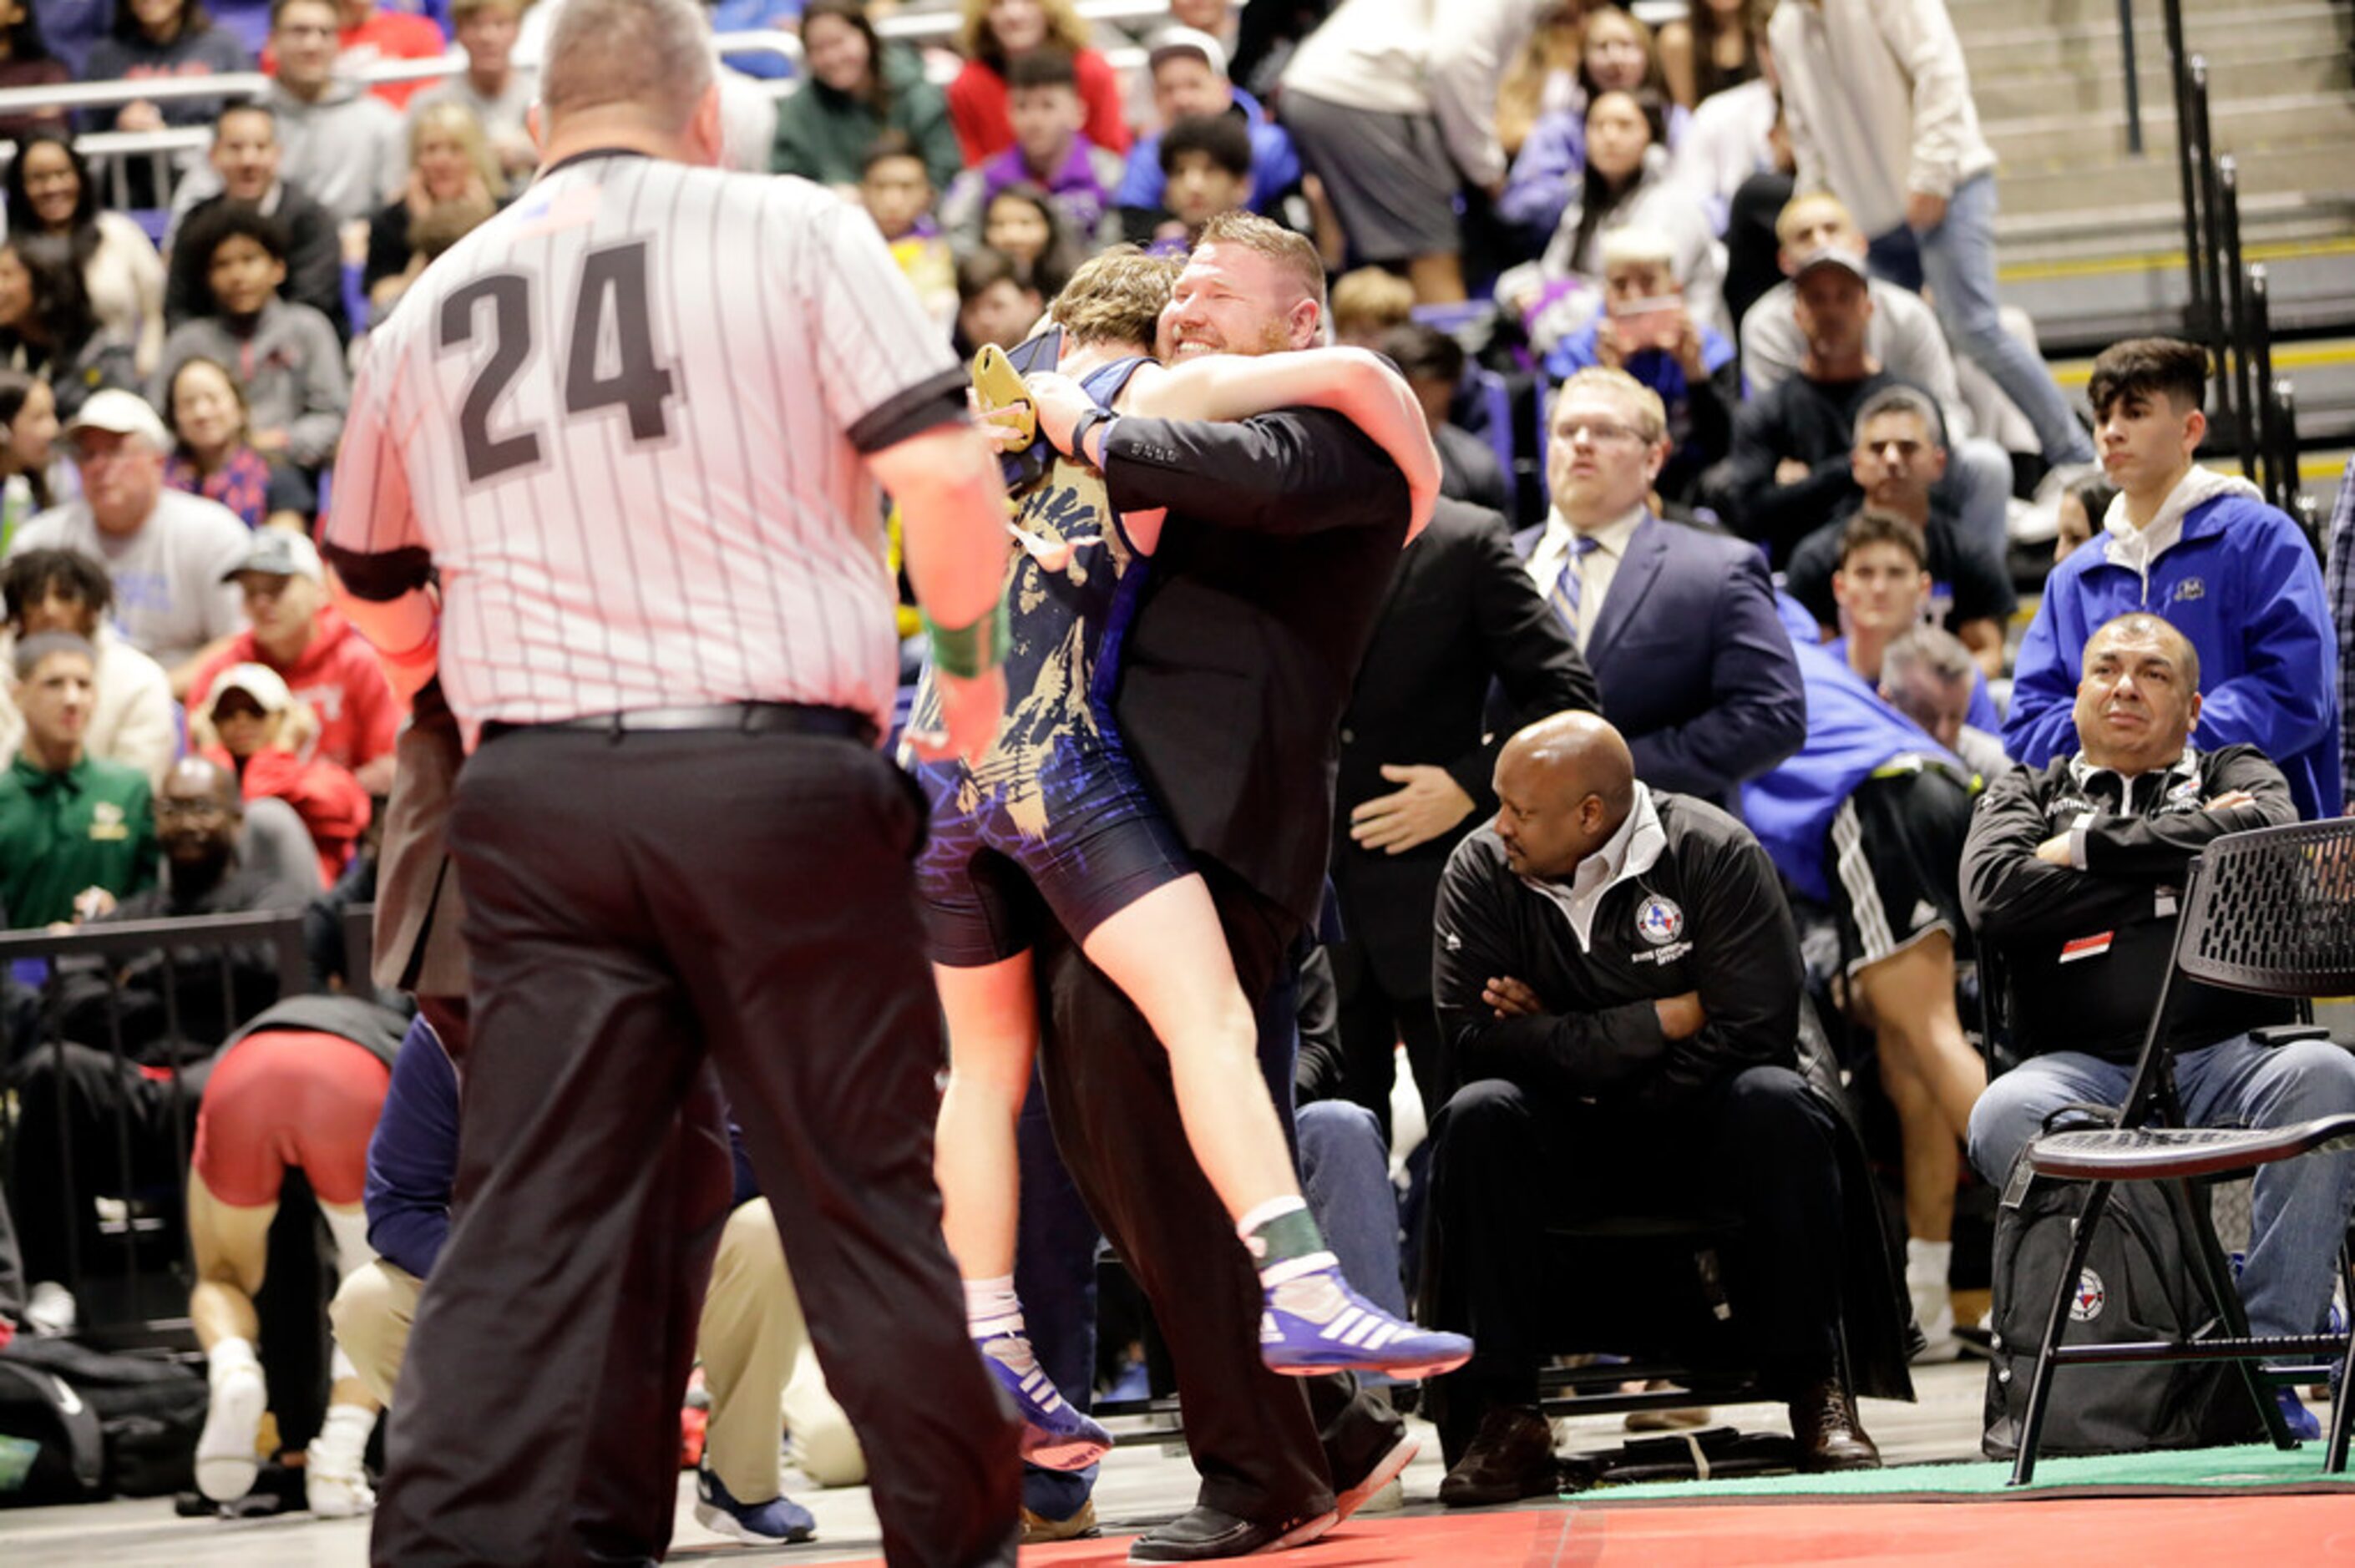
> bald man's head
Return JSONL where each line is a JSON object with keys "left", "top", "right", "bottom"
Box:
{"left": 158, "top": 756, "right": 243, "bottom": 868}
{"left": 1491, "top": 711, "right": 1635, "bottom": 881}
{"left": 2074, "top": 612, "right": 2203, "bottom": 776}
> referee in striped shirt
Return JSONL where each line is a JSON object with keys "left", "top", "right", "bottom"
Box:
{"left": 322, "top": 1, "right": 1020, "bottom": 1560}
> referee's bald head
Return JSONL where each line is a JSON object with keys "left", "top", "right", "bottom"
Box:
{"left": 541, "top": 0, "right": 716, "bottom": 135}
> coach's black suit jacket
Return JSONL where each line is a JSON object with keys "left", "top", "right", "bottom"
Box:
{"left": 1331, "top": 497, "right": 1598, "bottom": 999}
{"left": 1101, "top": 407, "right": 1412, "bottom": 930}
{"left": 1029, "top": 405, "right": 1414, "bottom": 1530}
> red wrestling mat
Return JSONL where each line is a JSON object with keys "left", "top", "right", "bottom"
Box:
{"left": 834, "top": 1496, "right": 2355, "bottom": 1565}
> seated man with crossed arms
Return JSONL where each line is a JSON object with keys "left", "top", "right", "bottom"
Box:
{"left": 1421, "top": 711, "right": 1910, "bottom": 1505}
{"left": 1963, "top": 611, "right": 2355, "bottom": 1439}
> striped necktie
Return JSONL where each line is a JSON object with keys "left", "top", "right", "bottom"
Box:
{"left": 1548, "top": 534, "right": 1603, "bottom": 645}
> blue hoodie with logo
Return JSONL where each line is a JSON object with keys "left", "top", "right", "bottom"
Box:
{"left": 2003, "top": 475, "right": 2341, "bottom": 820}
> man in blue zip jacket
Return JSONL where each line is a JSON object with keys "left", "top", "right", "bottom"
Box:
{"left": 2004, "top": 336, "right": 2341, "bottom": 820}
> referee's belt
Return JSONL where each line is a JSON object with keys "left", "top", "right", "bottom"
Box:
{"left": 479, "top": 701, "right": 876, "bottom": 746}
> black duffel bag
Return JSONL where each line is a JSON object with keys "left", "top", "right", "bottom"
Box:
{"left": 1983, "top": 1106, "right": 2268, "bottom": 1459}
{"left": 0, "top": 1338, "right": 207, "bottom": 1505}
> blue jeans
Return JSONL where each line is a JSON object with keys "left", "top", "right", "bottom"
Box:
{"left": 1968, "top": 1034, "right": 2355, "bottom": 1341}
{"left": 1298, "top": 1101, "right": 1405, "bottom": 1317}
{"left": 1897, "top": 173, "right": 2094, "bottom": 468}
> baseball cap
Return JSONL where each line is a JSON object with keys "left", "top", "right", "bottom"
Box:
{"left": 221, "top": 529, "right": 324, "bottom": 584}
{"left": 1792, "top": 247, "right": 1871, "bottom": 285}
{"left": 63, "top": 389, "right": 171, "bottom": 453}
{"left": 1148, "top": 26, "right": 1228, "bottom": 78}
{"left": 209, "top": 662, "right": 293, "bottom": 716}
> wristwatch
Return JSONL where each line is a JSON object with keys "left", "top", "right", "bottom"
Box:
{"left": 1070, "top": 406, "right": 1119, "bottom": 469}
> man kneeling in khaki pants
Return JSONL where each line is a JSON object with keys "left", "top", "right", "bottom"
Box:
{"left": 330, "top": 1014, "right": 864, "bottom": 1542}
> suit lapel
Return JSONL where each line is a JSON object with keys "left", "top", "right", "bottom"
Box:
{"left": 1584, "top": 513, "right": 1666, "bottom": 667}
{"left": 1373, "top": 524, "right": 1436, "bottom": 626}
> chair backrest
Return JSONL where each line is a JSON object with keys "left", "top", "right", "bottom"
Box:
{"left": 2174, "top": 818, "right": 2355, "bottom": 998}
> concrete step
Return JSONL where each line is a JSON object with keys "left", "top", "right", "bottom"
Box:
{"left": 1999, "top": 246, "right": 2355, "bottom": 352}
{"left": 1972, "top": 47, "right": 2348, "bottom": 123}
{"left": 1993, "top": 137, "right": 2352, "bottom": 216}
{"left": 1983, "top": 91, "right": 2355, "bottom": 169}
{"left": 1959, "top": 2, "right": 2348, "bottom": 74}
{"left": 1948, "top": 0, "right": 2333, "bottom": 35}
{"left": 1995, "top": 190, "right": 2355, "bottom": 259}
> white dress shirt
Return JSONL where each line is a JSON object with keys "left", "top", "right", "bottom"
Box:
{"left": 1525, "top": 503, "right": 1646, "bottom": 652}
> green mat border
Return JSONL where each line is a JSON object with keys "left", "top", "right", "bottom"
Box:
{"left": 1562, "top": 1444, "right": 2355, "bottom": 1507}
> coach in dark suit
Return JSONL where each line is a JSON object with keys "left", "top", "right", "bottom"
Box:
{"left": 1512, "top": 368, "right": 1805, "bottom": 813}
{"left": 1025, "top": 214, "right": 1427, "bottom": 1562}
{"left": 1328, "top": 496, "right": 1599, "bottom": 1136}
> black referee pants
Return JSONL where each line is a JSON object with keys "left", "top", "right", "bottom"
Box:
{"left": 372, "top": 728, "right": 1020, "bottom": 1568}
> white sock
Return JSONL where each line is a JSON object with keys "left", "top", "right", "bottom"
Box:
{"left": 208, "top": 1335, "right": 260, "bottom": 1386}
{"left": 1907, "top": 1238, "right": 1952, "bottom": 1284}
{"left": 963, "top": 1275, "right": 1021, "bottom": 1338}
{"left": 311, "top": 1403, "right": 375, "bottom": 1470}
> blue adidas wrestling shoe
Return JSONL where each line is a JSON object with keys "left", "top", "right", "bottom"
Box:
{"left": 693, "top": 1467, "right": 816, "bottom": 1545}
{"left": 975, "top": 1318, "right": 1114, "bottom": 1471}
{"left": 1259, "top": 1255, "right": 1474, "bottom": 1380}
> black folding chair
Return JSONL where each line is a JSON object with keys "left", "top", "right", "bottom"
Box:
{"left": 2008, "top": 818, "right": 2355, "bottom": 1484}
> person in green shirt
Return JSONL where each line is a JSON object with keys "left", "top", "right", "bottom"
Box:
{"left": 0, "top": 630, "right": 159, "bottom": 928}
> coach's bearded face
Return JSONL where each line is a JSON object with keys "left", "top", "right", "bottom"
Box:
{"left": 1157, "top": 241, "right": 1318, "bottom": 362}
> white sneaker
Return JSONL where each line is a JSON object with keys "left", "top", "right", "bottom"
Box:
{"left": 304, "top": 1462, "right": 377, "bottom": 1519}
{"left": 305, "top": 1407, "right": 377, "bottom": 1519}
{"left": 195, "top": 1362, "right": 266, "bottom": 1502}
{"left": 23, "top": 1281, "right": 75, "bottom": 1339}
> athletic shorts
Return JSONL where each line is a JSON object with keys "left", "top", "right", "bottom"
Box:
{"left": 1826, "top": 762, "right": 1977, "bottom": 975}
{"left": 1279, "top": 90, "right": 1463, "bottom": 263}
{"left": 190, "top": 1029, "right": 392, "bottom": 1208}
{"left": 913, "top": 744, "right": 1192, "bottom": 967}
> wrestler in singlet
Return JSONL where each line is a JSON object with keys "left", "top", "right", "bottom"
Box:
{"left": 906, "top": 355, "right": 1188, "bottom": 960}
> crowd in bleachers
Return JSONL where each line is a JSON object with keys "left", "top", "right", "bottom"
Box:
{"left": 2, "top": 0, "right": 2354, "bottom": 1541}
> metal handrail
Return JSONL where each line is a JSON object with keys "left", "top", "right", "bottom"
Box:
{"left": 0, "top": 909, "right": 311, "bottom": 992}
{"left": 2155, "top": 17, "right": 2307, "bottom": 516}
{"left": 2116, "top": 0, "right": 2144, "bottom": 156}
{"left": 875, "top": 0, "right": 1172, "bottom": 39}
{"left": 2221, "top": 155, "right": 2255, "bottom": 482}
{"left": 0, "top": 28, "right": 810, "bottom": 120}
{"left": 2251, "top": 265, "right": 2280, "bottom": 508}
{"left": 0, "top": 910, "right": 313, "bottom": 1337}
{"left": 2166, "top": 4, "right": 2204, "bottom": 343}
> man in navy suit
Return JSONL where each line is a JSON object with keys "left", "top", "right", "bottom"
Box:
{"left": 1514, "top": 368, "right": 1806, "bottom": 812}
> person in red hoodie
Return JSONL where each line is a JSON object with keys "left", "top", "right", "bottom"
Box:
{"left": 197, "top": 660, "right": 372, "bottom": 887}
{"left": 189, "top": 529, "right": 403, "bottom": 793}
{"left": 948, "top": 0, "right": 1130, "bottom": 166}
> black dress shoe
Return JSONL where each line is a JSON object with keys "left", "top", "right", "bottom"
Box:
{"left": 1436, "top": 1404, "right": 1560, "bottom": 1508}
{"left": 1789, "top": 1377, "right": 1881, "bottom": 1472}
{"left": 1126, "top": 1504, "right": 1338, "bottom": 1562}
